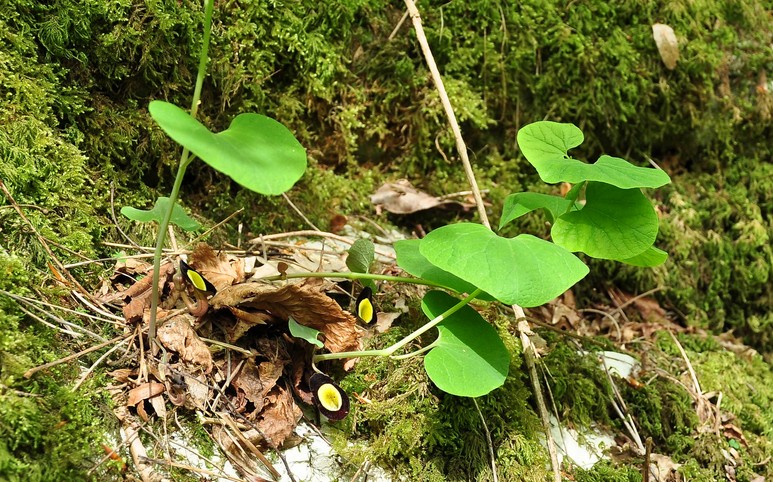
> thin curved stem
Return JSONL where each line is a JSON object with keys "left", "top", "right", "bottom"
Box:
{"left": 263, "top": 271, "right": 447, "bottom": 289}
{"left": 313, "top": 289, "right": 481, "bottom": 363}
{"left": 147, "top": 0, "right": 214, "bottom": 349}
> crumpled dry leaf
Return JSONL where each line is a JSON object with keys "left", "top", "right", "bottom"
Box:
{"left": 157, "top": 315, "right": 213, "bottom": 373}
{"left": 210, "top": 283, "right": 361, "bottom": 353}
{"left": 127, "top": 382, "right": 166, "bottom": 407}
{"left": 648, "top": 453, "right": 682, "bottom": 482}
{"left": 103, "top": 262, "right": 174, "bottom": 323}
{"left": 251, "top": 384, "right": 302, "bottom": 448}
{"left": 219, "top": 306, "right": 274, "bottom": 342}
{"left": 184, "top": 373, "right": 210, "bottom": 411}
{"left": 232, "top": 358, "right": 285, "bottom": 415}
{"left": 370, "top": 179, "right": 472, "bottom": 214}
{"left": 652, "top": 23, "right": 679, "bottom": 70}
{"left": 189, "top": 243, "right": 245, "bottom": 291}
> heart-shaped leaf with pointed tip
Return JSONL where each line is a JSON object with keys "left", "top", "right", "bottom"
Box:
{"left": 421, "top": 291, "right": 509, "bottom": 397}
{"left": 346, "top": 239, "right": 376, "bottom": 290}
{"left": 552, "top": 182, "right": 659, "bottom": 261}
{"left": 517, "top": 122, "right": 670, "bottom": 189}
{"left": 419, "top": 224, "right": 588, "bottom": 307}
{"left": 121, "top": 197, "right": 200, "bottom": 231}
{"left": 149, "top": 101, "right": 306, "bottom": 195}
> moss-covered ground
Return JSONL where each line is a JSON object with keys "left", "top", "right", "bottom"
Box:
{"left": 1, "top": 0, "right": 772, "bottom": 480}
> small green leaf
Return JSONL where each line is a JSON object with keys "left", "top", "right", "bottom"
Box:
{"left": 421, "top": 291, "right": 509, "bottom": 397}
{"left": 499, "top": 192, "right": 577, "bottom": 229}
{"left": 346, "top": 239, "right": 376, "bottom": 290}
{"left": 621, "top": 246, "right": 668, "bottom": 267}
{"left": 552, "top": 182, "right": 659, "bottom": 261}
{"left": 149, "top": 101, "right": 306, "bottom": 195}
{"left": 420, "top": 224, "right": 589, "bottom": 307}
{"left": 288, "top": 317, "right": 324, "bottom": 348}
{"left": 121, "top": 197, "right": 201, "bottom": 231}
{"left": 517, "top": 122, "right": 670, "bottom": 188}
{"left": 394, "top": 239, "right": 493, "bottom": 300}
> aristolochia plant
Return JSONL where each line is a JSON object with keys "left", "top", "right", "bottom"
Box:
{"left": 121, "top": 0, "right": 306, "bottom": 347}
{"left": 305, "top": 120, "right": 671, "bottom": 398}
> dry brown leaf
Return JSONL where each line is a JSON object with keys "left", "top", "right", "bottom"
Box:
{"left": 103, "top": 262, "right": 173, "bottom": 303}
{"left": 189, "top": 243, "right": 245, "bottom": 291}
{"left": 652, "top": 23, "right": 679, "bottom": 70}
{"left": 220, "top": 307, "right": 274, "bottom": 342}
{"left": 232, "top": 358, "right": 285, "bottom": 415}
{"left": 648, "top": 453, "right": 682, "bottom": 482}
{"left": 253, "top": 385, "right": 302, "bottom": 447}
{"left": 157, "top": 315, "right": 213, "bottom": 373}
{"left": 127, "top": 382, "right": 165, "bottom": 407}
{"left": 185, "top": 373, "right": 210, "bottom": 410}
{"left": 108, "top": 368, "right": 136, "bottom": 383}
{"left": 149, "top": 394, "right": 167, "bottom": 419}
{"left": 211, "top": 283, "right": 361, "bottom": 353}
{"left": 374, "top": 312, "right": 401, "bottom": 334}
{"left": 370, "top": 179, "right": 471, "bottom": 214}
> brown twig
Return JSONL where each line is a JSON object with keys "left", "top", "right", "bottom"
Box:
{"left": 0, "top": 179, "right": 97, "bottom": 303}
{"left": 24, "top": 334, "right": 131, "bottom": 378}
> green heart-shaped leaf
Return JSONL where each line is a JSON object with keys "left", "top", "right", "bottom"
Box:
{"left": 346, "top": 239, "right": 376, "bottom": 291}
{"left": 552, "top": 182, "right": 659, "bottom": 261}
{"left": 419, "top": 224, "right": 589, "bottom": 307}
{"left": 499, "top": 192, "right": 577, "bottom": 229}
{"left": 149, "top": 101, "right": 306, "bottom": 195}
{"left": 421, "top": 291, "right": 509, "bottom": 397}
{"left": 621, "top": 246, "right": 668, "bottom": 267}
{"left": 121, "top": 197, "right": 201, "bottom": 231}
{"left": 288, "top": 317, "right": 324, "bottom": 348}
{"left": 517, "top": 122, "right": 670, "bottom": 189}
{"left": 395, "top": 239, "right": 493, "bottom": 300}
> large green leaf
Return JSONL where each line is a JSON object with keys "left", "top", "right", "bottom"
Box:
{"left": 149, "top": 101, "right": 306, "bottom": 195}
{"left": 421, "top": 291, "right": 509, "bottom": 397}
{"left": 551, "top": 182, "right": 659, "bottom": 261}
{"left": 419, "top": 224, "right": 589, "bottom": 307}
{"left": 517, "top": 122, "right": 670, "bottom": 189}
{"left": 121, "top": 197, "right": 201, "bottom": 231}
{"left": 621, "top": 246, "right": 668, "bottom": 267}
{"left": 499, "top": 192, "right": 577, "bottom": 229}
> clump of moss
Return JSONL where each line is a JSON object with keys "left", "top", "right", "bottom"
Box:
{"left": 333, "top": 314, "right": 547, "bottom": 481}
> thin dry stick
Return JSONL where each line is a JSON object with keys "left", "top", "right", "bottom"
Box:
{"left": 518, "top": 317, "right": 562, "bottom": 482}
{"left": 403, "top": 2, "right": 560, "bottom": 479}
{"left": 403, "top": 0, "right": 489, "bottom": 229}
{"left": 221, "top": 413, "right": 282, "bottom": 480}
{"left": 140, "top": 457, "right": 243, "bottom": 482}
{"left": 189, "top": 207, "right": 245, "bottom": 245}
{"left": 72, "top": 337, "right": 131, "bottom": 391}
{"left": 283, "top": 192, "right": 321, "bottom": 231}
{"left": 0, "top": 179, "right": 96, "bottom": 303}
{"left": 24, "top": 334, "right": 131, "bottom": 378}
{"left": 473, "top": 398, "right": 498, "bottom": 482}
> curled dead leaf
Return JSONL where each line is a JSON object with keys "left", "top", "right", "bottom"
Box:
{"left": 189, "top": 243, "right": 245, "bottom": 291}
{"left": 210, "top": 283, "right": 361, "bottom": 353}
{"left": 157, "top": 315, "right": 214, "bottom": 373}
{"left": 127, "top": 382, "right": 165, "bottom": 407}
{"left": 370, "top": 179, "right": 473, "bottom": 214}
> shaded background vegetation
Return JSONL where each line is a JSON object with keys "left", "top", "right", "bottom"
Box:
{"left": 1, "top": 0, "right": 772, "bottom": 479}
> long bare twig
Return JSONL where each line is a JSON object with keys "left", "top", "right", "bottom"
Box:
{"left": 401, "top": 2, "right": 561, "bottom": 479}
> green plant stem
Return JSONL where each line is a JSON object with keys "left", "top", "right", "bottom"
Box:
{"left": 390, "top": 341, "right": 437, "bottom": 360}
{"left": 313, "top": 289, "right": 481, "bottom": 363}
{"left": 263, "top": 271, "right": 447, "bottom": 288}
{"left": 147, "top": 0, "right": 214, "bottom": 349}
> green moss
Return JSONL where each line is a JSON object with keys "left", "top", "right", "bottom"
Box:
{"left": 574, "top": 460, "right": 642, "bottom": 482}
